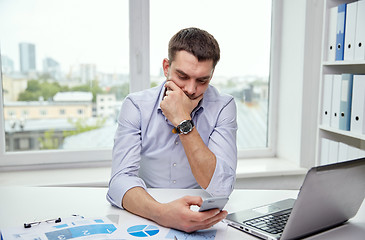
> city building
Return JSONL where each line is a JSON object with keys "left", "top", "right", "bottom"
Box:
{"left": 43, "top": 57, "right": 61, "bottom": 80}
{"left": 19, "top": 42, "right": 36, "bottom": 74}
{"left": 1, "top": 55, "right": 14, "bottom": 74}
{"left": 80, "top": 63, "right": 97, "bottom": 84}
{"left": 96, "top": 93, "right": 117, "bottom": 118}
{"left": 2, "top": 73, "right": 28, "bottom": 102}
{"left": 4, "top": 100, "right": 93, "bottom": 121}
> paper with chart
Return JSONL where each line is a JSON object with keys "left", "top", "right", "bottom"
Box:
{"left": 1, "top": 214, "right": 227, "bottom": 240}
{"left": 115, "top": 212, "right": 227, "bottom": 240}
{"left": 0, "top": 215, "right": 120, "bottom": 240}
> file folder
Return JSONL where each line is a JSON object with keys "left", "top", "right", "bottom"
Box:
{"left": 320, "top": 138, "right": 330, "bottom": 165}
{"left": 344, "top": 1, "right": 358, "bottom": 61}
{"left": 354, "top": 0, "right": 365, "bottom": 60}
{"left": 347, "top": 145, "right": 361, "bottom": 160}
{"left": 350, "top": 75, "right": 365, "bottom": 135}
{"left": 338, "top": 142, "right": 349, "bottom": 163}
{"left": 322, "top": 75, "right": 333, "bottom": 126}
{"left": 328, "top": 140, "right": 339, "bottom": 164}
{"left": 331, "top": 75, "right": 342, "bottom": 129}
{"left": 327, "top": 7, "right": 338, "bottom": 61}
{"left": 335, "top": 3, "right": 347, "bottom": 61}
{"left": 339, "top": 74, "right": 353, "bottom": 131}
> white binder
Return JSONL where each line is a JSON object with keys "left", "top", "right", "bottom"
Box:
{"left": 322, "top": 75, "right": 333, "bottom": 126}
{"left": 330, "top": 75, "right": 342, "bottom": 129}
{"left": 354, "top": 0, "right": 365, "bottom": 60}
{"left": 344, "top": 1, "right": 358, "bottom": 60}
{"left": 350, "top": 75, "right": 365, "bottom": 135}
{"left": 326, "top": 7, "right": 338, "bottom": 62}
{"left": 320, "top": 138, "right": 330, "bottom": 165}
{"left": 328, "top": 140, "right": 339, "bottom": 164}
{"left": 347, "top": 145, "right": 361, "bottom": 160}
{"left": 338, "top": 142, "right": 349, "bottom": 163}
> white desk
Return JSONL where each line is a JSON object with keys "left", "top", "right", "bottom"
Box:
{"left": 0, "top": 187, "right": 364, "bottom": 239}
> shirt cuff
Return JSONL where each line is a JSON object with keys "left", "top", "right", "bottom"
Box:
{"left": 205, "top": 160, "right": 236, "bottom": 197}
{"left": 107, "top": 174, "right": 147, "bottom": 209}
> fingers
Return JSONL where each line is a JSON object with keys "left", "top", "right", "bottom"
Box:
{"left": 186, "top": 210, "right": 228, "bottom": 233}
{"left": 158, "top": 196, "right": 227, "bottom": 233}
{"left": 165, "top": 80, "right": 179, "bottom": 91}
{"left": 183, "top": 195, "right": 203, "bottom": 206}
{"left": 190, "top": 208, "right": 221, "bottom": 222}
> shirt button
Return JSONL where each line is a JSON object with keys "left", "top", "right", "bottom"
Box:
{"left": 173, "top": 180, "right": 176, "bottom": 184}
{"left": 173, "top": 163, "right": 177, "bottom": 167}
{"left": 175, "top": 141, "right": 179, "bottom": 145}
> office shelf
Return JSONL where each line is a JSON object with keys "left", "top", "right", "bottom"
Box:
{"left": 316, "top": 0, "right": 365, "bottom": 165}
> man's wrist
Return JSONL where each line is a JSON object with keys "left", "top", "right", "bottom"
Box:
{"left": 173, "top": 119, "right": 194, "bottom": 134}
{"left": 150, "top": 202, "right": 165, "bottom": 223}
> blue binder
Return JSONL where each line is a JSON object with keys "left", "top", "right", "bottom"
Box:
{"left": 339, "top": 74, "right": 353, "bottom": 131}
{"left": 336, "top": 4, "right": 347, "bottom": 61}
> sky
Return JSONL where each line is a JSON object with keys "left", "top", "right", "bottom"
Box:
{"left": 0, "top": 0, "right": 271, "bottom": 78}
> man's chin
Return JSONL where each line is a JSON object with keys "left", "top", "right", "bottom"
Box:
{"left": 188, "top": 95, "right": 201, "bottom": 100}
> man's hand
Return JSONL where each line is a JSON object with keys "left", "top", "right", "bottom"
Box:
{"left": 154, "top": 195, "right": 228, "bottom": 233}
{"left": 160, "top": 81, "right": 203, "bottom": 126}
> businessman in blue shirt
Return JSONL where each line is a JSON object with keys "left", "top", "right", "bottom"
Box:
{"left": 107, "top": 27, "right": 237, "bottom": 232}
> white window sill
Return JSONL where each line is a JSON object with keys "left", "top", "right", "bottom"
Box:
{"left": 0, "top": 158, "right": 307, "bottom": 187}
{"left": 236, "top": 158, "right": 307, "bottom": 178}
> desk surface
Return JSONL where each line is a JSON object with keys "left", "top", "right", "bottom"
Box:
{"left": 0, "top": 187, "right": 364, "bottom": 239}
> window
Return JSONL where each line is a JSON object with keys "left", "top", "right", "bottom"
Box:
{"left": 39, "top": 109, "right": 47, "bottom": 116}
{"left": 150, "top": 0, "right": 273, "bottom": 154}
{"left": 0, "top": 0, "right": 129, "bottom": 165}
{"left": 22, "top": 110, "right": 28, "bottom": 116}
{"left": 0, "top": 0, "right": 277, "bottom": 167}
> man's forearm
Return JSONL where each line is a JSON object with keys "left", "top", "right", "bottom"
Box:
{"left": 122, "top": 187, "right": 162, "bottom": 221}
{"left": 179, "top": 128, "right": 216, "bottom": 189}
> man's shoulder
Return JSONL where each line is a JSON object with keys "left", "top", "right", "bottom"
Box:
{"left": 126, "top": 84, "right": 162, "bottom": 103}
{"left": 205, "top": 85, "right": 234, "bottom": 104}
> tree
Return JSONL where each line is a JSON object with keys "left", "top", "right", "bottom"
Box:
{"left": 108, "top": 82, "right": 129, "bottom": 100}
{"left": 70, "top": 80, "right": 104, "bottom": 102}
{"left": 18, "top": 79, "right": 69, "bottom": 101}
{"left": 63, "top": 117, "right": 107, "bottom": 138}
{"left": 38, "top": 129, "right": 59, "bottom": 149}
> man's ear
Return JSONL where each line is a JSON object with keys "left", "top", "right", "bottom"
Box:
{"left": 162, "top": 58, "right": 170, "bottom": 78}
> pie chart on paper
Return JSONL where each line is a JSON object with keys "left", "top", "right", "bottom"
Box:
{"left": 127, "top": 225, "right": 160, "bottom": 237}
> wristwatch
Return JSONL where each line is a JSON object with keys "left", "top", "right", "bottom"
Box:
{"left": 173, "top": 120, "right": 194, "bottom": 134}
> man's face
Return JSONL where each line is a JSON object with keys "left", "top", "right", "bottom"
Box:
{"left": 163, "top": 51, "right": 214, "bottom": 100}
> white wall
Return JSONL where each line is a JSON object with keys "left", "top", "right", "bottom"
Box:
{"left": 276, "top": 0, "right": 307, "bottom": 164}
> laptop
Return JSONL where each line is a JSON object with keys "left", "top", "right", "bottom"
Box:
{"left": 225, "top": 157, "right": 365, "bottom": 240}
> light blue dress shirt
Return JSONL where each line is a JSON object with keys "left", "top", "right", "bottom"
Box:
{"left": 107, "top": 82, "right": 237, "bottom": 209}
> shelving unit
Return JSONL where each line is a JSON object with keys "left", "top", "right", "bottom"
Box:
{"left": 316, "top": 0, "right": 365, "bottom": 165}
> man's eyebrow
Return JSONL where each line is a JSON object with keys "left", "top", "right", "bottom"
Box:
{"left": 176, "top": 69, "right": 211, "bottom": 81}
{"left": 176, "top": 69, "right": 189, "bottom": 77}
{"left": 197, "top": 75, "right": 211, "bottom": 81}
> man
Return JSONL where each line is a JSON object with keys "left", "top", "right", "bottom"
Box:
{"left": 107, "top": 27, "right": 237, "bottom": 232}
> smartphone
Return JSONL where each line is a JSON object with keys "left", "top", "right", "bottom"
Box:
{"left": 198, "top": 197, "right": 229, "bottom": 212}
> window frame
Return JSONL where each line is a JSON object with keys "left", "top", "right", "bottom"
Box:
{"left": 0, "top": 0, "right": 279, "bottom": 169}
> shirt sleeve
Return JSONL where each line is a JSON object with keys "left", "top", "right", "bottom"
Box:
{"left": 106, "top": 97, "right": 147, "bottom": 209}
{"left": 205, "top": 97, "right": 238, "bottom": 197}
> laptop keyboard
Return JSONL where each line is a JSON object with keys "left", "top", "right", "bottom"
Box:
{"left": 244, "top": 209, "right": 292, "bottom": 235}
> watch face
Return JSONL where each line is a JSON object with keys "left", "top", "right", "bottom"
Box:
{"left": 179, "top": 120, "right": 193, "bottom": 134}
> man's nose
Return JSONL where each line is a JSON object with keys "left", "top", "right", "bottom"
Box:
{"left": 184, "top": 80, "right": 197, "bottom": 95}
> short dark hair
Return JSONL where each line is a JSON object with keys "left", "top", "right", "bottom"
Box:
{"left": 168, "top": 27, "right": 220, "bottom": 68}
